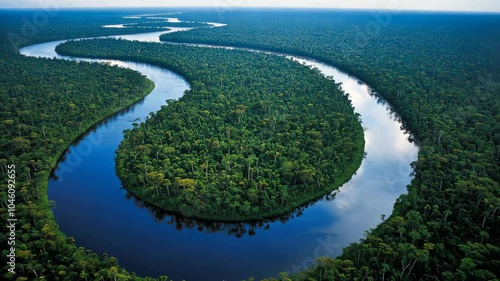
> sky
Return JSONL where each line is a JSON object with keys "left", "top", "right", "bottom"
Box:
{"left": 1, "top": 0, "right": 500, "bottom": 13}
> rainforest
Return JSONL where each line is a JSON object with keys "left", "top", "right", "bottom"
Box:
{"left": 0, "top": 6, "right": 499, "bottom": 281}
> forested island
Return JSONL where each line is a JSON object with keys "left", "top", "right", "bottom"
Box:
{"left": 0, "top": 8, "right": 499, "bottom": 281}
{"left": 56, "top": 38, "right": 364, "bottom": 220}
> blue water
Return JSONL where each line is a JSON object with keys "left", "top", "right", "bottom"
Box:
{"left": 20, "top": 21, "right": 418, "bottom": 280}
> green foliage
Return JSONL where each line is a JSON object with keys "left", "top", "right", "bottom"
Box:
{"left": 56, "top": 38, "right": 364, "bottom": 220}
{"left": 161, "top": 9, "right": 500, "bottom": 281}
{"left": 1, "top": 8, "right": 499, "bottom": 281}
{"left": 0, "top": 10, "right": 157, "bottom": 281}
{"left": 0, "top": 9, "right": 165, "bottom": 55}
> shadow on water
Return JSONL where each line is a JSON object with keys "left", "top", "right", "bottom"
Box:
{"left": 49, "top": 94, "right": 148, "bottom": 180}
{"left": 124, "top": 187, "right": 338, "bottom": 237}
{"left": 367, "top": 89, "right": 418, "bottom": 144}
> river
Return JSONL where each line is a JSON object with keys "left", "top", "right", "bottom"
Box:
{"left": 20, "top": 18, "right": 418, "bottom": 281}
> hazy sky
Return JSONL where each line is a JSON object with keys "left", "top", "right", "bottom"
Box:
{"left": 1, "top": 0, "right": 500, "bottom": 12}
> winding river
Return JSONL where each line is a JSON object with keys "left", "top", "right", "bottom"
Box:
{"left": 20, "top": 17, "right": 418, "bottom": 281}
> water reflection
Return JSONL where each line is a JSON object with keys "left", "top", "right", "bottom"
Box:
{"left": 125, "top": 188, "right": 337, "bottom": 238}
{"left": 20, "top": 19, "right": 418, "bottom": 281}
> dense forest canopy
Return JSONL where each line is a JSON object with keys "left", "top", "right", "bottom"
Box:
{"left": 0, "top": 10, "right": 164, "bottom": 281}
{"left": 161, "top": 9, "right": 500, "bottom": 281}
{"left": 2, "top": 11, "right": 158, "bottom": 53}
{"left": 0, "top": 49, "right": 156, "bottom": 281}
{"left": 0, "top": 8, "right": 499, "bottom": 281}
{"left": 56, "top": 38, "right": 364, "bottom": 220}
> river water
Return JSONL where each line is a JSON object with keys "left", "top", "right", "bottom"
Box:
{"left": 20, "top": 20, "right": 418, "bottom": 281}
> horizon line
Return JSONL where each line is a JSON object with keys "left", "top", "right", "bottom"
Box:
{"left": 1, "top": 6, "right": 500, "bottom": 14}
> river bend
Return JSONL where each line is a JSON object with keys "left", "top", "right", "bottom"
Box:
{"left": 20, "top": 18, "right": 418, "bottom": 281}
